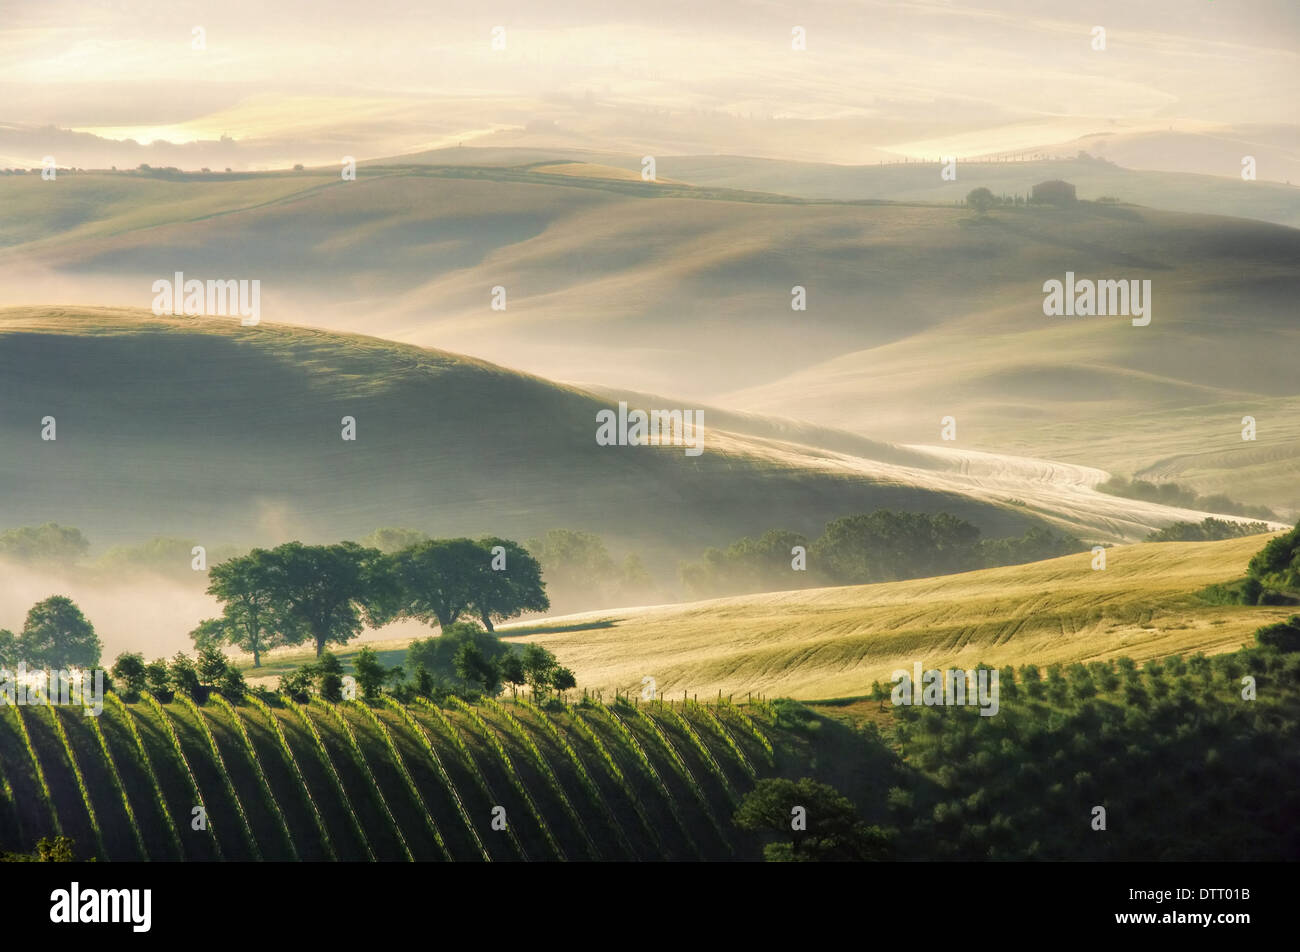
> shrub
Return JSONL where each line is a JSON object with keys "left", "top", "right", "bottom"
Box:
{"left": 1256, "top": 616, "right": 1300, "bottom": 653}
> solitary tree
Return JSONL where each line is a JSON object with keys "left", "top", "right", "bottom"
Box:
{"left": 734, "top": 777, "right": 891, "bottom": 861}
{"left": 196, "top": 644, "right": 231, "bottom": 687}
{"left": 144, "top": 658, "right": 171, "bottom": 698}
{"left": 551, "top": 666, "right": 576, "bottom": 701}
{"left": 316, "top": 651, "right": 344, "bottom": 701}
{"left": 966, "top": 187, "right": 996, "bottom": 214}
{"left": 168, "top": 653, "right": 202, "bottom": 700}
{"left": 500, "top": 653, "right": 526, "bottom": 698}
{"left": 18, "top": 596, "right": 101, "bottom": 668}
{"left": 521, "top": 643, "right": 560, "bottom": 698}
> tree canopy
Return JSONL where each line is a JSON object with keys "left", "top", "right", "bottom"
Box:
{"left": 966, "top": 187, "right": 996, "bottom": 213}
{"left": 468, "top": 537, "right": 549, "bottom": 632}
{"left": 1248, "top": 522, "right": 1300, "bottom": 595}
{"left": 10, "top": 596, "right": 101, "bottom": 668}
{"left": 734, "top": 777, "right": 891, "bottom": 861}
{"left": 0, "top": 523, "right": 90, "bottom": 566}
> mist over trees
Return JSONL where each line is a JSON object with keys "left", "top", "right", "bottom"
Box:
{"left": 680, "top": 529, "right": 809, "bottom": 598}
{"left": 526, "top": 529, "right": 657, "bottom": 610}
{"left": 680, "top": 510, "right": 1084, "bottom": 599}
{"left": 96, "top": 537, "right": 240, "bottom": 579}
{"left": 1146, "top": 517, "right": 1270, "bottom": 543}
{"left": 1100, "top": 476, "right": 1278, "bottom": 522}
{"left": 0, "top": 523, "right": 89, "bottom": 567}
{"left": 0, "top": 523, "right": 241, "bottom": 578}
{"left": 197, "top": 535, "right": 550, "bottom": 664}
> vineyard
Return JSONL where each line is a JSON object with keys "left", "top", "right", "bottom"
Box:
{"left": 0, "top": 694, "right": 784, "bottom": 861}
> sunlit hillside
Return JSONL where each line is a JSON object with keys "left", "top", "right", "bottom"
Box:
{"left": 498, "top": 534, "right": 1290, "bottom": 699}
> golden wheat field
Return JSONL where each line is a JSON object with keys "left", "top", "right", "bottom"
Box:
{"left": 495, "top": 533, "right": 1290, "bottom": 699}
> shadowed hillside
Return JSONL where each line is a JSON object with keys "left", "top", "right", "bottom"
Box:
{"left": 3, "top": 165, "right": 1296, "bottom": 515}
{"left": 0, "top": 307, "right": 1037, "bottom": 566}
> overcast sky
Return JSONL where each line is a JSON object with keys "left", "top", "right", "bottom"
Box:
{"left": 2, "top": 1, "right": 1296, "bottom": 165}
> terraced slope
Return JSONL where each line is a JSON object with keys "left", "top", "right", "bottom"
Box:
{"left": 0, "top": 695, "right": 776, "bottom": 862}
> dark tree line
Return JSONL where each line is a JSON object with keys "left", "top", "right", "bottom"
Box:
{"left": 1100, "top": 476, "right": 1278, "bottom": 522}
{"left": 195, "top": 536, "right": 548, "bottom": 666}
{"left": 680, "top": 510, "right": 1085, "bottom": 599}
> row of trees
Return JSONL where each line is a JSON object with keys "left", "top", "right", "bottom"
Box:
{"left": 1146, "top": 517, "right": 1271, "bottom": 543}
{"left": 197, "top": 537, "right": 547, "bottom": 666}
{"left": 880, "top": 636, "right": 1300, "bottom": 861}
{"left": 679, "top": 511, "right": 1084, "bottom": 599}
{"left": 0, "top": 522, "right": 656, "bottom": 615}
{"left": 1100, "top": 476, "right": 1278, "bottom": 522}
{"left": 276, "top": 622, "right": 575, "bottom": 703}
{"left": 109, "top": 645, "right": 246, "bottom": 701}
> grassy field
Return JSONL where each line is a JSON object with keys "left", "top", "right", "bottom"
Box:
{"left": 0, "top": 306, "right": 1038, "bottom": 570}
{"left": 244, "top": 533, "right": 1291, "bottom": 701}
{"left": 381, "top": 147, "right": 1300, "bottom": 227}
{"left": 0, "top": 171, "right": 337, "bottom": 249}
{"left": 3, "top": 161, "right": 1295, "bottom": 514}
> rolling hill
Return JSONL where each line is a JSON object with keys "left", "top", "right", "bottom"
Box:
{"left": 242, "top": 533, "right": 1293, "bottom": 702}
{"left": 494, "top": 533, "right": 1292, "bottom": 700}
{"left": 0, "top": 306, "right": 1042, "bottom": 566}
{"left": 2, "top": 157, "right": 1296, "bottom": 513}
{"left": 375, "top": 146, "right": 1300, "bottom": 227}
{"left": 6, "top": 165, "right": 1297, "bottom": 407}
{"left": 5, "top": 305, "right": 1283, "bottom": 662}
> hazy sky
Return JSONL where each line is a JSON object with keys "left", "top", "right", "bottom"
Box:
{"left": 2, "top": 1, "right": 1296, "bottom": 167}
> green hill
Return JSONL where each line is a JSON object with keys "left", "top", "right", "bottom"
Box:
{"left": 3, "top": 163, "right": 1296, "bottom": 515}
{"left": 0, "top": 306, "right": 1036, "bottom": 568}
{"left": 3, "top": 655, "right": 1296, "bottom": 862}
{"left": 0, "top": 692, "right": 780, "bottom": 861}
